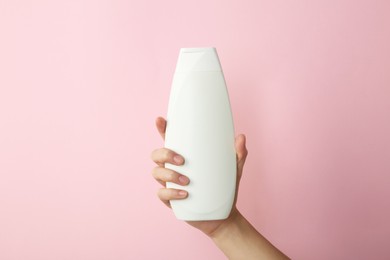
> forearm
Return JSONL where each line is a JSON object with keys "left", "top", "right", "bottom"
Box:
{"left": 210, "top": 210, "right": 289, "bottom": 260}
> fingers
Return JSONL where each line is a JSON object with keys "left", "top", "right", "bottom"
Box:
{"left": 150, "top": 147, "right": 185, "bottom": 167}
{"left": 155, "top": 117, "right": 167, "bottom": 140}
{"left": 151, "top": 166, "right": 190, "bottom": 186}
{"left": 235, "top": 134, "right": 248, "bottom": 179}
{"left": 157, "top": 188, "right": 188, "bottom": 208}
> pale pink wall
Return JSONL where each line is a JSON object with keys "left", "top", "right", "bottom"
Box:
{"left": 0, "top": 1, "right": 389, "bottom": 259}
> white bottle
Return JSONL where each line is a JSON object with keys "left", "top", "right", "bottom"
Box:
{"left": 165, "top": 47, "right": 236, "bottom": 221}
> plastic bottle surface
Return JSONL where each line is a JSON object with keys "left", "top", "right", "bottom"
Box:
{"left": 165, "top": 47, "right": 236, "bottom": 221}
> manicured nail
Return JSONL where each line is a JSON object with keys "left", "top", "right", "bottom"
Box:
{"left": 178, "top": 190, "right": 187, "bottom": 197}
{"left": 173, "top": 155, "right": 184, "bottom": 164}
{"left": 179, "top": 175, "right": 189, "bottom": 185}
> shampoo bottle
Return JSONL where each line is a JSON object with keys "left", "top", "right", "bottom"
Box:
{"left": 165, "top": 47, "right": 236, "bottom": 221}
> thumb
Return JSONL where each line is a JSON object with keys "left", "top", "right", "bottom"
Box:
{"left": 235, "top": 134, "right": 248, "bottom": 181}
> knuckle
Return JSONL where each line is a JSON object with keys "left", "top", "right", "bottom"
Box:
{"left": 150, "top": 148, "right": 159, "bottom": 161}
{"left": 157, "top": 188, "right": 165, "bottom": 199}
{"left": 166, "top": 170, "right": 176, "bottom": 182}
{"left": 162, "top": 149, "right": 172, "bottom": 160}
{"left": 151, "top": 166, "right": 159, "bottom": 178}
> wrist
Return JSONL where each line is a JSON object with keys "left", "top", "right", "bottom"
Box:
{"left": 209, "top": 208, "right": 243, "bottom": 241}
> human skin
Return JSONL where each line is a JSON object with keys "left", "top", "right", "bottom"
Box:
{"left": 151, "top": 116, "right": 289, "bottom": 259}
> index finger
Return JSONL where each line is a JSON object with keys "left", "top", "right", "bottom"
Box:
{"left": 155, "top": 116, "right": 167, "bottom": 140}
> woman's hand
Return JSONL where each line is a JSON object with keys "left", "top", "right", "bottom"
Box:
{"left": 150, "top": 116, "right": 248, "bottom": 236}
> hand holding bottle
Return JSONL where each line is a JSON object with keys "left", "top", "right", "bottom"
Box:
{"left": 150, "top": 116, "right": 248, "bottom": 236}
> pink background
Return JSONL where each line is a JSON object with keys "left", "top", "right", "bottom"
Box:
{"left": 1, "top": 0, "right": 389, "bottom": 259}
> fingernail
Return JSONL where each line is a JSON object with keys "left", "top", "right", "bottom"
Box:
{"left": 173, "top": 155, "right": 184, "bottom": 164}
{"left": 178, "top": 190, "right": 187, "bottom": 197}
{"left": 179, "top": 175, "right": 189, "bottom": 185}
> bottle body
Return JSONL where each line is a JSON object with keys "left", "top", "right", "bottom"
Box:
{"left": 165, "top": 48, "right": 236, "bottom": 221}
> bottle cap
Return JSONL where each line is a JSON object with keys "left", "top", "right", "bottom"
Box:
{"left": 175, "top": 47, "right": 222, "bottom": 72}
